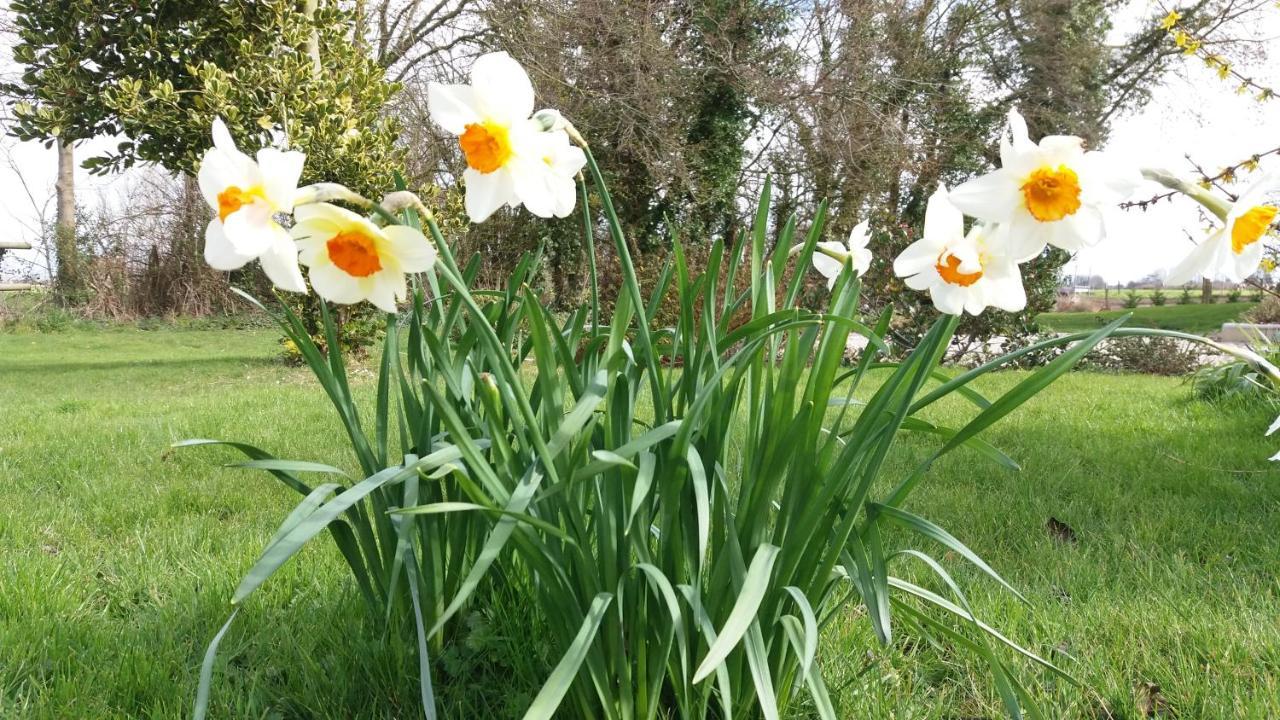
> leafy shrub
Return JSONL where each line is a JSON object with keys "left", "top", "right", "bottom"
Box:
{"left": 1122, "top": 290, "right": 1140, "bottom": 308}
{"left": 1150, "top": 289, "right": 1166, "bottom": 306}
{"left": 1227, "top": 288, "right": 1243, "bottom": 303}
{"left": 1244, "top": 296, "right": 1280, "bottom": 324}
{"left": 1178, "top": 287, "right": 1193, "bottom": 305}
{"left": 1254, "top": 289, "right": 1266, "bottom": 303}
{"left": 1080, "top": 337, "right": 1208, "bottom": 376}
{"left": 1192, "top": 360, "right": 1278, "bottom": 403}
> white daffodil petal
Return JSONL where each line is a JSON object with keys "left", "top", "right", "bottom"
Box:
{"left": 293, "top": 202, "right": 366, "bottom": 231}
{"left": 382, "top": 225, "right": 437, "bottom": 273}
{"left": 850, "top": 247, "right": 873, "bottom": 277}
{"left": 1267, "top": 413, "right": 1280, "bottom": 436}
{"left": 309, "top": 263, "right": 365, "bottom": 305}
{"left": 893, "top": 239, "right": 939, "bottom": 277}
{"left": 1006, "top": 108, "right": 1033, "bottom": 155}
{"left": 221, "top": 202, "right": 278, "bottom": 255}
{"left": 509, "top": 158, "right": 558, "bottom": 218}
{"left": 1038, "top": 136, "right": 1085, "bottom": 164}
{"left": 1166, "top": 231, "right": 1224, "bottom": 285}
{"left": 427, "top": 82, "right": 482, "bottom": 135}
{"left": 847, "top": 220, "right": 871, "bottom": 250}
{"left": 197, "top": 146, "right": 257, "bottom": 210}
{"left": 366, "top": 273, "right": 400, "bottom": 314}
{"left": 932, "top": 283, "right": 965, "bottom": 316}
{"left": 258, "top": 225, "right": 307, "bottom": 293}
{"left": 203, "top": 220, "right": 255, "bottom": 271}
{"left": 470, "top": 51, "right": 536, "bottom": 123}
{"left": 1231, "top": 239, "right": 1266, "bottom": 282}
{"left": 949, "top": 171, "right": 1021, "bottom": 222}
{"left": 463, "top": 167, "right": 516, "bottom": 223}
{"left": 923, "top": 185, "right": 965, "bottom": 242}
{"left": 256, "top": 148, "right": 305, "bottom": 212}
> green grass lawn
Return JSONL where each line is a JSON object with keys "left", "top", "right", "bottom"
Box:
{"left": 1037, "top": 301, "right": 1257, "bottom": 335}
{"left": 3, "top": 328, "right": 1279, "bottom": 718}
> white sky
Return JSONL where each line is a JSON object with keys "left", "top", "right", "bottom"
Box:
{"left": 1, "top": 1, "right": 1277, "bottom": 284}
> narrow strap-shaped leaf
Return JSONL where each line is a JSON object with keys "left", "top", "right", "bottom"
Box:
{"left": 228, "top": 459, "right": 352, "bottom": 479}
{"left": 742, "top": 619, "right": 780, "bottom": 720}
{"left": 229, "top": 449, "right": 460, "bottom": 605}
{"left": 625, "top": 452, "right": 657, "bottom": 535}
{"left": 887, "top": 576, "right": 1075, "bottom": 682}
{"left": 871, "top": 503, "right": 1025, "bottom": 603}
{"left": 692, "top": 543, "right": 780, "bottom": 683}
{"left": 392, "top": 501, "right": 575, "bottom": 544}
{"left": 678, "top": 584, "right": 734, "bottom": 720}
{"left": 192, "top": 608, "right": 239, "bottom": 720}
{"left": 779, "top": 587, "right": 819, "bottom": 681}
{"left": 173, "top": 439, "right": 312, "bottom": 496}
{"left": 521, "top": 592, "right": 614, "bottom": 720}
{"left": 403, "top": 547, "right": 438, "bottom": 720}
{"left": 898, "top": 417, "right": 1019, "bottom": 471}
{"left": 778, "top": 616, "right": 838, "bottom": 720}
{"left": 686, "top": 446, "right": 710, "bottom": 572}
{"left": 891, "top": 549, "right": 1023, "bottom": 718}
{"left": 262, "top": 483, "right": 340, "bottom": 552}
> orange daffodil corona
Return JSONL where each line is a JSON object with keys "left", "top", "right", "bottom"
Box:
{"left": 292, "top": 204, "right": 436, "bottom": 313}
{"left": 197, "top": 119, "right": 307, "bottom": 292}
{"left": 426, "top": 51, "right": 586, "bottom": 223}
{"left": 1166, "top": 172, "right": 1280, "bottom": 284}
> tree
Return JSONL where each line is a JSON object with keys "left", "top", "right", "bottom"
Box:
{"left": 7, "top": 0, "right": 404, "bottom": 314}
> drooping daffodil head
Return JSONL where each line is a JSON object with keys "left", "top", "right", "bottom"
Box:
{"left": 893, "top": 185, "right": 1026, "bottom": 316}
{"left": 948, "top": 108, "right": 1141, "bottom": 262}
{"left": 427, "top": 51, "right": 584, "bottom": 223}
{"left": 291, "top": 203, "right": 437, "bottom": 313}
{"left": 813, "top": 219, "right": 873, "bottom": 289}
{"left": 197, "top": 118, "right": 306, "bottom": 292}
{"left": 1167, "top": 172, "right": 1280, "bottom": 284}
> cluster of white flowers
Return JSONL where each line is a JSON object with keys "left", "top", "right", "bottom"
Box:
{"left": 813, "top": 109, "right": 1144, "bottom": 316}
{"left": 200, "top": 53, "right": 1278, "bottom": 321}
{"left": 196, "top": 52, "right": 583, "bottom": 313}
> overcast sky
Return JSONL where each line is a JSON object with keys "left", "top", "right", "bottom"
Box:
{"left": 1, "top": 1, "right": 1277, "bottom": 284}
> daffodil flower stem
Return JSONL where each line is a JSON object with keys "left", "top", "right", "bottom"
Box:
{"left": 791, "top": 243, "right": 847, "bottom": 262}
{"left": 1140, "top": 167, "right": 1231, "bottom": 221}
{"left": 294, "top": 182, "right": 409, "bottom": 227}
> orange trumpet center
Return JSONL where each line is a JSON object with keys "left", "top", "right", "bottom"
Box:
{"left": 327, "top": 230, "right": 383, "bottom": 277}
{"left": 1021, "top": 165, "right": 1082, "bottom": 222}
{"left": 459, "top": 121, "right": 513, "bottom": 174}
{"left": 936, "top": 253, "right": 983, "bottom": 287}
{"left": 217, "top": 185, "right": 267, "bottom": 222}
{"left": 1231, "top": 205, "right": 1278, "bottom": 254}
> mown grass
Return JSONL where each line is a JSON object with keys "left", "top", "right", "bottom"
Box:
{"left": 1037, "top": 301, "right": 1257, "bottom": 335}
{"left": 2, "top": 328, "right": 1278, "bottom": 718}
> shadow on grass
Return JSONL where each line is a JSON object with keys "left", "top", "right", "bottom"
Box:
{"left": 2, "top": 355, "right": 279, "bottom": 376}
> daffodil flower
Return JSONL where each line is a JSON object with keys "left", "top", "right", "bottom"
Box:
{"left": 197, "top": 118, "right": 306, "bottom": 292}
{"left": 291, "top": 203, "right": 436, "bottom": 313}
{"left": 1167, "top": 173, "right": 1279, "bottom": 284}
{"left": 813, "top": 220, "right": 873, "bottom": 289}
{"left": 427, "top": 51, "right": 581, "bottom": 222}
{"left": 893, "top": 185, "right": 1026, "bottom": 316}
{"left": 948, "top": 109, "right": 1140, "bottom": 261}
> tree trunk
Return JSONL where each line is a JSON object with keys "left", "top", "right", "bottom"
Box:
{"left": 1201, "top": 277, "right": 1213, "bottom": 304}
{"left": 53, "top": 139, "right": 82, "bottom": 305}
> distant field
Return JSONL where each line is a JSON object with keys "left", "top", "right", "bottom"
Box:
{"left": 1075, "top": 288, "right": 1257, "bottom": 302}
{"left": 1036, "top": 302, "right": 1257, "bottom": 335}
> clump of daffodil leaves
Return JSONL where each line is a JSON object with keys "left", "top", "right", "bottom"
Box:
{"left": 182, "top": 51, "right": 1280, "bottom": 720}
